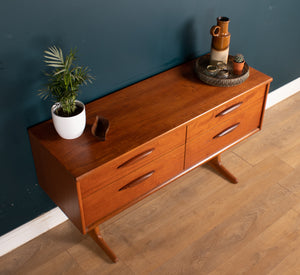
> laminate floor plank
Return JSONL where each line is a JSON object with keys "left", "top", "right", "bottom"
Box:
{"left": 268, "top": 239, "right": 300, "bottom": 275}
{"left": 0, "top": 220, "right": 85, "bottom": 275}
{"left": 114, "top": 156, "right": 292, "bottom": 274}
{"left": 149, "top": 173, "right": 299, "bottom": 274}
{"left": 22, "top": 251, "right": 85, "bottom": 275}
{"left": 67, "top": 238, "right": 135, "bottom": 275}
{"left": 208, "top": 209, "right": 300, "bottom": 275}
{"left": 232, "top": 91, "right": 300, "bottom": 165}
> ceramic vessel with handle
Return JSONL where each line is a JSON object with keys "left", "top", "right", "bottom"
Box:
{"left": 210, "top": 16, "right": 231, "bottom": 65}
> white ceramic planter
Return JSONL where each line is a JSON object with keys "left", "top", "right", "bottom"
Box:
{"left": 51, "top": 100, "right": 86, "bottom": 139}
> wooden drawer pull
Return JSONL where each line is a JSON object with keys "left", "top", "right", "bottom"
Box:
{"left": 117, "top": 148, "right": 155, "bottom": 169}
{"left": 213, "top": 123, "right": 240, "bottom": 139}
{"left": 216, "top": 102, "right": 243, "bottom": 117}
{"left": 119, "top": 171, "right": 155, "bottom": 191}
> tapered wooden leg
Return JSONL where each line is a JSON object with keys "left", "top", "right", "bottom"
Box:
{"left": 88, "top": 226, "right": 119, "bottom": 263}
{"left": 208, "top": 154, "right": 238, "bottom": 183}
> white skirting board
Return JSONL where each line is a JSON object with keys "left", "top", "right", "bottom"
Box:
{"left": 1, "top": 78, "right": 300, "bottom": 257}
{"left": 0, "top": 208, "right": 68, "bottom": 256}
{"left": 266, "top": 77, "right": 300, "bottom": 109}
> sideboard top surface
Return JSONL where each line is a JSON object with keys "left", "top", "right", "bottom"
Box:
{"left": 28, "top": 58, "right": 272, "bottom": 178}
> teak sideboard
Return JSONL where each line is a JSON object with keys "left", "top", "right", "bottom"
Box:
{"left": 28, "top": 57, "right": 272, "bottom": 262}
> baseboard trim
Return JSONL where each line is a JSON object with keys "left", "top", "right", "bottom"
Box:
{"left": 1, "top": 78, "right": 300, "bottom": 257}
{"left": 266, "top": 77, "right": 300, "bottom": 109}
{"left": 0, "top": 208, "right": 67, "bottom": 256}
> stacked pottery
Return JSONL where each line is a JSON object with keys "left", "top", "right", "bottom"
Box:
{"left": 210, "top": 17, "right": 231, "bottom": 65}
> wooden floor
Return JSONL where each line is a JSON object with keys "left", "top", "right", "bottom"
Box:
{"left": 1, "top": 92, "right": 300, "bottom": 275}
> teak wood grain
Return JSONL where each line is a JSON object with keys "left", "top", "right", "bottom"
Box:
{"left": 79, "top": 126, "right": 185, "bottom": 198}
{"left": 29, "top": 60, "right": 271, "bottom": 179}
{"left": 28, "top": 56, "right": 272, "bottom": 261}
{"left": 82, "top": 145, "right": 184, "bottom": 227}
{"left": 186, "top": 84, "right": 266, "bottom": 140}
{"left": 185, "top": 96, "right": 265, "bottom": 168}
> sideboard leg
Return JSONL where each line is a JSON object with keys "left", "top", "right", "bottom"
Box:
{"left": 89, "top": 226, "right": 119, "bottom": 263}
{"left": 208, "top": 155, "right": 238, "bottom": 183}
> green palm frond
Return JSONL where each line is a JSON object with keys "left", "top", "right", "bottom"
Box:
{"left": 54, "top": 68, "right": 66, "bottom": 76}
{"left": 38, "top": 45, "right": 94, "bottom": 116}
{"left": 44, "top": 46, "right": 64, "bottom": 68}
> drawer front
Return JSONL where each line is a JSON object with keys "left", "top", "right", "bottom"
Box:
{"left": 187, "top": 85, "right": 266, "bottom": 140}
{"left": 79, "top": 126, "right": 185, "bottom": 197}
{"left": 185, "top": 98, "right": 264, "bottom": 168}
{"left": 82, "top": 145, "right": 185, "bottom": 227}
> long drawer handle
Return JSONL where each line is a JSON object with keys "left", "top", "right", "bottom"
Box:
{"left": 215, "top": 102, "right": 243, "bottom": 117}
{"left": 118, "top": 171, "right": 155, "bottom": 191}
{"left": 117, "top": 148, "right": 155, "bottom": 169}
{"left": 213, "top": 123, "right": 240, "bottom": 139}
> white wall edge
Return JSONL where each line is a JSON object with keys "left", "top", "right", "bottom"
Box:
{"left": 0, "top": 207, "right": 67, "bottom": 257}
{"left": 266, "top": 77, "right": 300, "bottom": 109}
{"left": 1, "top": 78, "right": 300, "bottom": 257}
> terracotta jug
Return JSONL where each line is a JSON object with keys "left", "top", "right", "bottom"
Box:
{"left": 210, "top": 16, "right": 231, "bottom": 65}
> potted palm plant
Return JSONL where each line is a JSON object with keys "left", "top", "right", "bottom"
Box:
{"left": 39, "top": 46, "right": 93, "bottom": 139}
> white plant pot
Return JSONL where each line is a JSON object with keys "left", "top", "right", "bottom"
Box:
{"left": 51, "top": 100, "right": 86, "bottom": 140}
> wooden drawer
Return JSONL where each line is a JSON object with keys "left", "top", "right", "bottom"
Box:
{"left": 187, "top": 85, "right": 266, "bottom": 140}
{"left": 82, "top": 145, "right": 184, "bottom": 227}
{"left": 79, "top": 126, "right": 185, "bottom": 197}
{"left": 185, "top": 98, "right": 264, "bottom": 169}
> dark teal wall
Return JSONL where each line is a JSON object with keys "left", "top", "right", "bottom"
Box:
{"left": 0, "top": 0, "right": 299, "bottom": 235}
